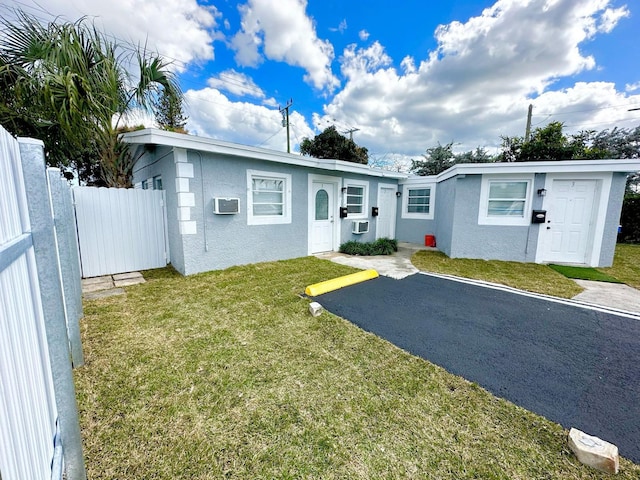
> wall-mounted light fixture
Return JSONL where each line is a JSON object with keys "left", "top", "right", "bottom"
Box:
{"left": 395, "top": 191, "right": 402, "bottom": 197}
{"left": 537, "top": 188, "right": 547, "bottom": 197}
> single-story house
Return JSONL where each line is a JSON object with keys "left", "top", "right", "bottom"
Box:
{"left": 123, "top": 129, "right": 640, "bottom": 275}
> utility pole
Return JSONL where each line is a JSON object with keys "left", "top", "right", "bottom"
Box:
{"left": 344, "top": 127, "right": 360, "bottom": 140}
{"left": 525, "top": 104, "right": 533, "bottom": 142}
{"left": 279, "top": 99, "right": 293, "bottom": 153}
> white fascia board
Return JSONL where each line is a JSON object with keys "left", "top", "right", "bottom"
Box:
{"left": 123, "top": 128, "right": 407, "bottom": 179}
{"left": 437, "top": 159, "right": 640, "bottom": 182}
{"left": 399, "top": 175, "right": 439, "bottom": 185}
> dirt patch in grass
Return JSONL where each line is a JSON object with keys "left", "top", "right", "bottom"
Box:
{"left": 75, "top": 256, "right": 638, "bottom": 479}
{"left": 411, "top": 251, "right": 583, "bottom": 299}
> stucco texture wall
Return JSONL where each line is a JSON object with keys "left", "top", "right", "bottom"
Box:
{"left": 448, "top": 174, "right": 544, "bottom": 263}
{"left": 394, "top": 184, "right": 437, "bottom": 246}
{"left": 599, "top": 172, "right": 627, "bottom": 267}
{"left": 178, "top": 151, "right": 308, "bottom": 274}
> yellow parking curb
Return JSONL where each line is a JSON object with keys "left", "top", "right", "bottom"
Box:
{"left": 305, "top": 269, "right": 379, "bottom": 296}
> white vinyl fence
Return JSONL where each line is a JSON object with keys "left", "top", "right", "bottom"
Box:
{"left": 0, "top": 126, "right": 85, "bottom": 480}
{"left": 73, "top": 186, "right": 167, "bottom": 278}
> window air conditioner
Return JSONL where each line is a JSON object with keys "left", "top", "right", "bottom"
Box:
{"left": 213, "top": 197, "right": 240, "bottom": 214}
{"left": 352, "top": 220, "right": 369, "bottom": 234}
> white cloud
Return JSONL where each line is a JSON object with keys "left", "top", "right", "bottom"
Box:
{"left": 626, "top": 82, "right": 640, "bottom": 93}
{"left": 207, "top": 69, "right": 277, "bottom": 106}
{"left": 2, "top": 0, "right": 220, "bottom": 73}
{"left": 329, "top": 19, "right": 347, "bottom": 33}
{"left": 358, "top": 30, "right": 370, "bottom": 41}
{"left": 184, "top": 87, "right": 314, "bottom": 151}
{"left": 597, "top": 5, "right": 630, "bottom": 33}
{"left": 230, "top": 0, "right": 340, "bottom": 91}
{"left": 322, "top": 0, "right": 637, "bottom": 158}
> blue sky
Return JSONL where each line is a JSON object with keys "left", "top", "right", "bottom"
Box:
{"left": 4, "top": 0, "right": 640, "bottom": 168}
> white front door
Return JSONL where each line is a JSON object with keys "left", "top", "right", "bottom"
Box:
{"left": 310, "top": 181, "right": 336, "bottom": 253}
{"left": 541, "top": 179, "right": 596, "bottom": 264}
{"left": 376, "top": 185, "right": 397, "bottom": 239}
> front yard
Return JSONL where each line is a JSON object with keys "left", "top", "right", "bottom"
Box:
{"left": 75, "top": 256, "right": 640, "bottom": 479}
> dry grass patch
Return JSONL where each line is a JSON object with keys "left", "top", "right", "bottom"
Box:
{"left": 75, "top": 257, "right": 638, "bottom": 479}
{"left": 411, "top": 250, "right": 584, "bottom": 298}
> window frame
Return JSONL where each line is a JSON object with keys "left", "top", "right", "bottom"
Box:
{"left": 401, "top": 183, "right": 435, "bottom": 220}
{"left": 478, "top": 175, "right": 533, "bottom": 226}
{"left": 343, "top": 179, "right": 369, "bottom": 219}
{"left": 246, "top": 169, "right": 292, "bottom": 225}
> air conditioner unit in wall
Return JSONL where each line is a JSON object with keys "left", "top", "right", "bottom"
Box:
{"left": 352, "top": 220, "right": 369, "bottom": 234}
{"left": 213, "top": 197, "right": 240, "bottom": 214}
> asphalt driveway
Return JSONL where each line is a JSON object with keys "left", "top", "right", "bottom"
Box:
{"left": 313, "top": 273, "right": 640, "bottom": 463}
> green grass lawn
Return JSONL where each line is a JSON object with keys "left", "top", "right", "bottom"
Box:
{"left": 548, "top": 264, "right": 621, "bottom": 283}
{"left": 598, "top": 244, "right": 640, "bottom": 289}
{"left": 411, "top": 251, "right": 584, "bottom": 298}
{"left": 75, "top": 257, "right": 639, "bottom": 479}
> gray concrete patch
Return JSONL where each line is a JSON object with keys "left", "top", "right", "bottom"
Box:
{"left": 81, "top": 277, "right": 114, "bottom": 292}
{"left": 114, "top": 277, "right": 145, "bottom": 288}
{"left": 82, "top": 288, "right": 125, "bottom": 300}
{"left": 81, "top": 271, "right": 145, "bottom": 296}
{"left": 572, "top": 280, "right": 640, "bottom": 314}
{"left": 315, "top": 242, "right": 433, "bottom": 279}
{"left": 113, "top": 271, "right": 144, "bottom": 281}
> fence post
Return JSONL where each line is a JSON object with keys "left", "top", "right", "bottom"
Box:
{"left": 18, "top": 138, "right": 86, "bottom": 480}
{"left": 47, "top": 168, "right": 84, "bottom": 367}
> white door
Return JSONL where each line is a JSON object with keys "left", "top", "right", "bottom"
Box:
{"left": 541, "top": 179, "right": 596, "bottom": 264}
{"left": 376, "top": 185, "right": 397, "bottom": 239}
{"left": 310, "top": 182, "right": 335, "bottom": 253}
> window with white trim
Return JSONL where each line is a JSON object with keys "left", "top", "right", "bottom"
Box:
{"left": 247, "top": 170, "right": 292, "bottom": 225}
{"left": 478, "top": 176, "right": 533, "bottom": 226}
{"left": 344, "top": 180, "right": 368, "bottom": 218}
{"left": 402, "top": 184, "right": 435, "bottom": 219}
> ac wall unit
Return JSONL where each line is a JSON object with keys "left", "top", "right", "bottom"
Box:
{"left": 352, "top": 220, "right": 369, "bottom": 234}
{"left": 213, "top": 197, "right": 240, "bottom": 214}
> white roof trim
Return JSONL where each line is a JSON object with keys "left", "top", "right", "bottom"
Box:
{"left": 435, "top": 159, "right": 640, "bottom": 182}
{"left": 122, "top": 128, "right": 407, "bottom": 179}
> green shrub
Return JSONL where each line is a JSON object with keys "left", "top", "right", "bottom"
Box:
{"left": 339, "top": 238, "right": 398, "bottom": 256}
{"left": 619, "top": 194, "right": 640, "bottom": 244}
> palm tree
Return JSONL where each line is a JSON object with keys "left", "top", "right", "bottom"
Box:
{"left": 0, "top": 10, "right": 180, "bottom": 186}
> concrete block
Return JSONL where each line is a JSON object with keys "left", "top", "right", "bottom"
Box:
{"left": 568, "top": 428, "right": 619, "bottom": 474}
{"left": 112, "top": 272, "right": 143, "bottom": 281}
{"left": 309, "top": 302, "right": 323, "bottom": 317}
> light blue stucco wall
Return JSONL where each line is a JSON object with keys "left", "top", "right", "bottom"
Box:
{"left": 181, "top": 151, "right": 310, "bottom": 274}
{"left": 394, "top": 184, "right": 437, "bottom": 245}
{"left": 135, "top": 148, "right": 399, "bottom": 274}
{"left": 433, "top": 177, "right": 457, "bottom": 257}
{"left": 599, "top": 172, "right": 627, "bottom": 267}
{"left": 338, "top": 174, "right": 395, "bottom": 244}
{"left": 448, "top": 174, "right": 545, "bottom": 262}
{"left": 132, "top": 146, "right": 185, "bottom": 273}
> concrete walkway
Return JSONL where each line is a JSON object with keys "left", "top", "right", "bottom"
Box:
{"left": 81, "top": 271, "right": 145, "bottom": 300}
{"left": 316, "top": 242, "right": 640, "bottom": 315}
{"left": 315, "top": 242, "right": 433, "bottom": 279}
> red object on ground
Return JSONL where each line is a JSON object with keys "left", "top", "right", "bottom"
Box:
{"left": 425, "top": 235, "right": 436, "bottom": 247}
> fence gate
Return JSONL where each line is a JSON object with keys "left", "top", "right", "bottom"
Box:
{"left": 73, "top": 187, "right": 168, "bottom": 278}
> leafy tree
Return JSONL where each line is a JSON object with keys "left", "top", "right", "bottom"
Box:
{"left": 154, "top": 86, "right": 188, "bottom": 133}
{"left": 300, "top": 126, "right": 368, "bottom": 164}
{"left": 411, "top": 143, "right": 494, "bottom": 176}
{"left": 410, "top": 142, "right": 455, "bottom": 176}
{"left": 0, "top": 10, "right": 179, "bottom": 186}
